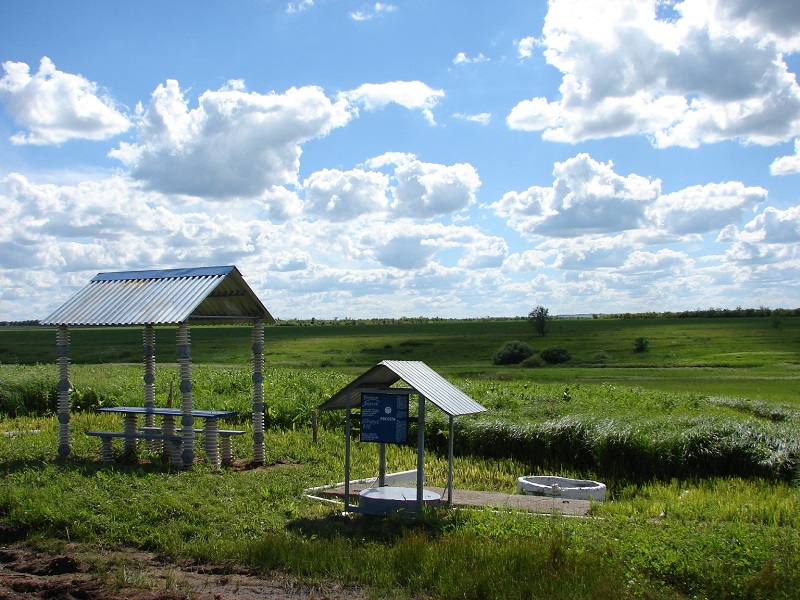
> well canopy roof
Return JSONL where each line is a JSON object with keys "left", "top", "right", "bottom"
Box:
{"left": 318, "top": 360, "right": 486, "bottom": 417}
{"left": 41, "top": 266, "right": 274, "bottom": 326}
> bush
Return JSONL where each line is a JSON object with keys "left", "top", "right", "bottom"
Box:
{"left": 633, "top": 337, "right": 649, "bottom": 353}
{"left": 593, "top": 351, "right": 611, "bottom": 364}
{"left": 520, "top": 355, "right": 544, "bottom": 368}
{"left": 540, "top": 347, "right": 572, "bottom": 364}
{"left": 493, "top": 341, "right": 534, "bottom": 365}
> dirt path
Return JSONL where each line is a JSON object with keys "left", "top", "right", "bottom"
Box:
{"left": 0, "top": 542, "right": 367, "bottom": 599}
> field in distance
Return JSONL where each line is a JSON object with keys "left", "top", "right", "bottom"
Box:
{"left": 2, "top": 315, "right": 798, "bottom": 403}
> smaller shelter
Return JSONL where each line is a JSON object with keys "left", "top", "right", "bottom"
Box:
{"left": 40, "top": 266, "right": 274, "bottom": 465}
{"left": 319, "top": 360, "right": 486, "bottom": 514}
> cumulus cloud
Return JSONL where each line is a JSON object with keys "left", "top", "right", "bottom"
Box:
{"left": 720, "top": 205, "right": 800, "bottom": 245}
{"left": 303, "top": 168, "right": 389, "bottom": 221}
{"left": 387, "top": 155, "right": 481, "bottom": 218}
{"left": 340, "top": 81, "right": 445, "bottom": 125}
{"left": 490, "top": 153, "right": 659, "bottom": 237}
{"left": 491, "top": 152, "right": 771, "bottom": 245}
{"left": 109, "top": 79, "right": 353, "bottom": 199}
{"left": 770, "top": 139, "right": 800, "bottom": 175}
{"left": 0, "top": 172, "right": 275, "bottom": 274}
{"left": 548, "top": 235, "right": 635, "bottom": 270}
{"left": 365, "top": 222, "right": 506, "bottom": 270}
{"left": 508, "top": 0, "right": 800, "bottom": 147}
{"left": 617, "top": 249, "right": 692, "bottom": 278}
{"left": 0, "top": 57, "right": 131, "bottom": 144}
{"left": 647, "top": 182, "right": 766, "bottom": 235}
{"left": 299, "top": 153, "right": 479, "bottom": 222}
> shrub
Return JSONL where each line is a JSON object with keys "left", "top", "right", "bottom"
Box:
{"left": 633, "top": 337, "right": 649, "bottom": 353}
{"left": 593, "top": 351, "right": 611, "bottom": 364}
{"left": 493, "top": 341, "right": 534, "bottom": 365}
{"left": 540, "top": 346, "right": 572, "bottom": 364}
{"left": 520, "top": 355, "right": 544, "bottom": 368}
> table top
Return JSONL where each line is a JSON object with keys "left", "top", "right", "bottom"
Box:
{"left": 98, "top": 406, "right": 238, "bottom": 418}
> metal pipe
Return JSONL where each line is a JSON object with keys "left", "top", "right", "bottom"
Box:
{"left": 448, "top": 415, "right": 455, "bottom": 505}
{"left": 344, "top": 395, "right": 352, "bottom": 514}
{"left": 416, "top": 394, "right": 425, "bottom": 514}
{"left": 379, "top": 442, "right": 386, "bottom": 487}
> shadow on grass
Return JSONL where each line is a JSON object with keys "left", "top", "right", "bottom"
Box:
{"left": 0, "top": 454, "right": 188, "bottom": 478}
{"left": 286, "top": 507, "right": 460, "bottom": 545}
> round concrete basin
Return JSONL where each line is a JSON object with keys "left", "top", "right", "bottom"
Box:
{"left": 517, "top": 476, "right": 606, "bottom": 502}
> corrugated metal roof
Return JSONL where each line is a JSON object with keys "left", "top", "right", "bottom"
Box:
{"left": 41, "top": 265, "right": 275, "bottom": 326}
{"left": 318, "top": 360, "right": 486, "bottom": 417}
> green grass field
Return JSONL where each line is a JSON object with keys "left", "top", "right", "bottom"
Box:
{"left": 1, "top": 316, "right": 799, "bottom": 598}
{"left": 3, "top": 315, "right": 798, "bottom": 402}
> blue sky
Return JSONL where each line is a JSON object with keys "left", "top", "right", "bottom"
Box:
{"left": 1, "top": 0, "right": 799, "bottom": 321}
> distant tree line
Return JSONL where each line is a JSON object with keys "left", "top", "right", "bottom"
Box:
{"left": 598, "top": 307, "right": 799, "bottom": 319}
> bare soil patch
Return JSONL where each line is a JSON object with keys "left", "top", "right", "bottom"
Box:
{"left": 0, "top": 541, "right": 366, "bottom": 600}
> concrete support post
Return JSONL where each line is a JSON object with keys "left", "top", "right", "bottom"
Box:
{"left": 177, "top": 322, "right": 194, "bottom": 466}
{"left": 251, "top": 319, "right": 265, "bottom": 465}
{"left": 56, "top": 325, "right": 71, "bottom": 458}
{"left": 416, "top": 394, "right": 426, "bottom": 514}
{"left": 447, "top": 415, "right": 455, "bottom": 506}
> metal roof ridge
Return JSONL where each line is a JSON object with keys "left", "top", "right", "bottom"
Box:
{"left": 92, "top": 266, "right": 235, "bottom": 282}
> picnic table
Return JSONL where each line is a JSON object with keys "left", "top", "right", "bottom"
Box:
{"left": 89, "top": 407, "right": 242, "bottom": 467}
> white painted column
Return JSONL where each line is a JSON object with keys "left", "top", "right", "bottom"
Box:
{"left": 251, "top": 319, "right": 265, "bottom": 465}
{"left": 177, "top": 322, "right": 194, "bottom": 466}
{"left": 56, "top": 325, "right": 71, "bottom": 458}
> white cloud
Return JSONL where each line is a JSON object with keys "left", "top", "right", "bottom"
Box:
{"left": 286, "top": 0, "right": 314, "bottom": 13}
{"left": 303, "top": 168, "right": 389, "bottom": 221}
{"left": 260, "top": 186, "right": 305, "bottom": 223}
{"left": 362, "top": 222, "right": 506, "bottom": 270}
{"left": 109, "top": 79, "right": 353, "bottom": 199}
{"left": 647, "top": 182, "right": 766, "bottom": 235}
{"left": 490, "top": 153, "right": 659, "bottom": 238}
{"left": 0, "top": 57, "right": 130, "bottom": 145}
{"left": 389, "top": 157, "right": 481, "bottom": 218}
{"left": 350, "top": 3, "right": 397, "bottom": 21}
{"left": 340, "top": 81, "right": 445, "bottom": 125}
{"left": 492, "top": 152, "right": 771, "bottom": 245}
{"left": 770, "top": 139, "right": 800, "bottom": 175}
{"left": 548, "top": 235, "right": 635, "bottom": 270}
{"left": 517, "top": 36, "right": 537, "bottom": 59}
{"left": 722, "top": 205, "right": 800, "bottom": 245}
{"left": 0, "top": 172, "right": 275, "bottom": 275}
{"left": 453, "top": 52, "right": 489, "bottom": 65}
{"left": 714, "top": 0, "right": 800, "bottom": 52}
{"left": 454, "top": 112, "right": 491, "bottom": 125}
{"left": 508, "top": 0, "right": 800, "bottom": 147}
{"left": 618, "top": 248, "right": 692, "bottom": 278}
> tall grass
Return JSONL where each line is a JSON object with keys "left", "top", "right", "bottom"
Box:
{"left": 3, "top": 365, "right": 798, "bottom": 482}
{"left": 2, "top": 419, "right": 800, "bottom": 599}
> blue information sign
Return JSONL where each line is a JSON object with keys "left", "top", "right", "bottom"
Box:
{"left": 360, "top": 392, "right": 409, "bottom": 444}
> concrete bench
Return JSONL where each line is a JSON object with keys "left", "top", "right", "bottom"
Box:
{"left": 86, "top": 431, "right": 182, "bottom": 463}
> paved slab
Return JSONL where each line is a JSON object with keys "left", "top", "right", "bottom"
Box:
{"left": 320, "top": 482, "right": 592, "bottom": 516}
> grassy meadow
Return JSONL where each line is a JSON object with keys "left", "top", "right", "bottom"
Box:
{"left": 1, "top": 315, "right": 799, "bottom": 598}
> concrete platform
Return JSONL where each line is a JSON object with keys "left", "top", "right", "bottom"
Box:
{"left": 320, "top": 482, "right": 592, "bottom": 516}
